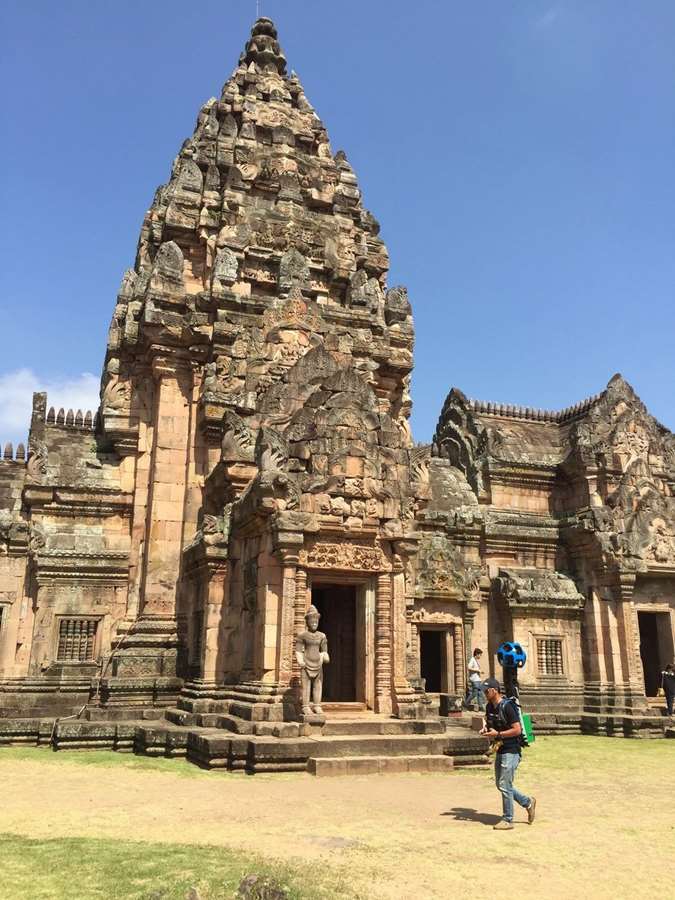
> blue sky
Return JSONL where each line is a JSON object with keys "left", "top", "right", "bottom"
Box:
{"left": 1, "top": 0, "right": 673, "bottom": 446}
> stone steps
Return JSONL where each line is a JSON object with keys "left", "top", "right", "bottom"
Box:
{"left": 530, "top": 711, "right": 669, "bottom": 738}
{"left": 320, "top": 717, "right": 445, "bottom": 736}
{"left": 307, "top": 754, "right": 455, "bottom": 776}
{"left": 52, "top": 720, "right": 138, "bottom": 752}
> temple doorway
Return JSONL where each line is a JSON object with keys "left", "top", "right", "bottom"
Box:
{"left": 312, "top": 584, "right": 358, "bottom": 703}
{"left": 420, "top": 630, "right": 442, "bottom": 693}
{"left": 638, "top": 611, "right": 672, "bottom": 696}
{"left": 419, "top": 627, "right": 455, "bottom": 694}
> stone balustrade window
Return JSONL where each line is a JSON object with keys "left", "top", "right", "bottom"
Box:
{"left": 57, "top": 618, "right": 98, "bottom": 662}
{"left": 537, "top": 638, "right": 564, "bottom": 676}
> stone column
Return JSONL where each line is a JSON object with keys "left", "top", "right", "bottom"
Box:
{"left": 453, "top": 622, "right": 466, "bottom": 698}
{"left": 391, "top": 550, "right": 417, "bottom": 717}
{"left": 445, "top": 630, "right": 455, "bottom": 693}
{"left": 463, "top": 609, "right": 476, "bottom": 673}
{"left": 140, "top": 356, "right": 194, "bottom": 618}
{"left": 291, "top": 567, "right": 309, "bottom": 688}
{"left": 276, "top": 551, "right": 298, "bottom": 687}
{"left": 375, "top": 572, "right": 393, "bottom": 715}
{"left": 201, "top": 561, "right": 228, "bottom": 684}
{"left": 616, "top": 574, "right": 643, "bottom": 693}
{"left": 124, "top": 381, "right": 154, "bottom": 623}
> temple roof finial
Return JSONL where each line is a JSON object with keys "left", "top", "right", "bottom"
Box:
{"left": 241, "top": 17, "right": 287, "bottom": 76}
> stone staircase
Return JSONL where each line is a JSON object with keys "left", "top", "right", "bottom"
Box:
{"left": 133, "top": 712, "right": 489, "bottom": 774}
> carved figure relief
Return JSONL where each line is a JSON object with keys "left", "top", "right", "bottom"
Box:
{"left": 299, "top": 541, "right": 389, "bottom": 572}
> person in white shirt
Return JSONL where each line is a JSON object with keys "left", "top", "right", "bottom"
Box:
{"left": 466, "top": 647, "right": 486, "bottom": 710}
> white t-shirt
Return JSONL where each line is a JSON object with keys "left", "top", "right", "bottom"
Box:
{"left": 468, "top": 656, "right": 482, "bottom": 683}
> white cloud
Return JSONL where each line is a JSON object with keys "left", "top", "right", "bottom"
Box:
{"left": 0, "top": 369, "right": 100, "bottom": 446}
{"left": 535, "top": 7, "right": 561, "bottom": 30}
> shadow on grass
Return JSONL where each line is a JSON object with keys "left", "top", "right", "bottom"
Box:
{"left": 441, "top": 807, "right": 501, "bottom": 825}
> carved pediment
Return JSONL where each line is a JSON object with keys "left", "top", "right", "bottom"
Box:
{"left": 570, "top": 375, "right": 673, "bottom": 479}
{"left": 495, "top": 568, "right": 584, "bottom": 610}
{"left": 415, "top": 533, "right": 480, "bottom": 601}
{"left": 432, "top": 389, "right": 486, "bottom": 496}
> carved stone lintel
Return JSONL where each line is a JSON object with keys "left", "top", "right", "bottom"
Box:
{"left": 299, "top": 541, "right": 390, "bottom": 573}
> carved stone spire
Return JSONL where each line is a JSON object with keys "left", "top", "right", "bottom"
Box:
{"left": 240, "top": 17, "right": 287, "bottom": 75}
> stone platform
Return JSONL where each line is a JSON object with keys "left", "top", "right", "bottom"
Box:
{"left": 0, "top": 710, "right": 490, "bottom": 775}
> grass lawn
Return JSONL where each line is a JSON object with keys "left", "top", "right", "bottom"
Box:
{"left": 2, "top": 736, "right": 673, "bottom": 899}
{"left": 0, "top": 833, "right": 346, "bottom": 900}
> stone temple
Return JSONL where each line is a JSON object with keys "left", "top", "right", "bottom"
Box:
{"left": 1, "top": 19, "right": 673, "bottom": 767}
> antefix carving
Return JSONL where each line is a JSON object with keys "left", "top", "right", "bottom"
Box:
{"left": 299, "top": 541, "right": 390, "bottom": 572}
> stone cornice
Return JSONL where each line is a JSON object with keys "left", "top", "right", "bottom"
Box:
{"left": 23, "top": 485, "right": 133, "bottom": 518}
{"left": 34, "top": 549, "right": 129, "bottom": 584}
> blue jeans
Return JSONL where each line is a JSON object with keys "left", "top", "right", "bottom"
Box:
{"left": 467, "top": 680, "right": 485, "bottom": 710}
{"left": 495, "top": 752, "right": 531, "bottom": 822}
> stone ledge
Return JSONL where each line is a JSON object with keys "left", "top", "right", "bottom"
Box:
{"left": 307, "top": 754, "right": 455, "bottom": 776}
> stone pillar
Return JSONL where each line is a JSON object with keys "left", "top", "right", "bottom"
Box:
{"left": 375, "top": 572, "right": 393, "bottom": 715}
{"left": 123, "top": 377, "right": 155, "bottom": 624}
{"left": 616, "top": 574, "right": 643, "bottom": 693}
{"left": 276, "top": 552, "right": 298, "bottom": 687}
{"left": 291, "top": 567, "right": 308, "bottom": 689}
{"left": 445, "top": 630, "right": 455, "bottom": 693}
{"left": 582, "top": 587, "right": 605, "bottom": 683}
{"left": 463, "top": 609, "right": 476, "bottom": 673}
{"left": 140, "top": 356, "right": 194, "bottom": 618}
{"left": 201, "top": 562, "right": 228, "bottom": 684}
{"left": 391, "top": 551, "right": 417, "bottom": 717}
{"left": 453, "top": 622, "right": 466, "bottom": 697}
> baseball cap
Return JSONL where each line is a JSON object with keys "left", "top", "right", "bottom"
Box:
{"left": 482, "top": 676, "right": 501, "bottom": 692}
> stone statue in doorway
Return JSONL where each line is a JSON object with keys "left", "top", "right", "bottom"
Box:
{"left": 295, "top": 605, "right": 330, "bottom": 719}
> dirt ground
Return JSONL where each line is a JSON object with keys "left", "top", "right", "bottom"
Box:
{"left": 2, "top": 736, "right": 673, "bottom": 899}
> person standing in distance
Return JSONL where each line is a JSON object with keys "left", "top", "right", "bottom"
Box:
{"left": 481, "top": 676, "right": 536, "bottom": 830}
{"left": 661, "top": 663, "right": 675, "bottom": 717}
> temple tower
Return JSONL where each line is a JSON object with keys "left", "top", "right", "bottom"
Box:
{"left": 95, "top": 18, "right": 419, "bottom": 716}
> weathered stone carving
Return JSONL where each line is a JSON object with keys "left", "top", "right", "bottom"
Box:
{"left": 384, "top": 285, "right": 412, "bottom": 325}
{"left": 221, "top": 411, "right": 254, "bottom": 462}
{"left": 432, "top": 389, "right": 487, "bottom": 495}
{"left": 152, "top": 240, "right": 184, "bottom": 283}
{"left": 278, "top": 249, "right": 310, "bottom": 294}
{"left": 414, "top": 533, "right": 480, "bottom": 599}
{"left": 101, "top": 377, "right": 131, "bottom": 413}
{"left": 295, "top": 605, "right": 329, "bottom": 718}
{"left": 255, "top": 427, "right": 289, "bottom": 472}
{"left": 211, "top": 247, "right": 239, "bottom": 288}
{"left": 495, "top": 569, "right": 584, "bottom": 610}
{"left": 300, "top": 542, "right": 387, "bottom": 572}
{"left": 346, "top": 268, "right": 382, "bottom": 311}
{"left": 26, "top": 442, "right": 48, "bottom": 484}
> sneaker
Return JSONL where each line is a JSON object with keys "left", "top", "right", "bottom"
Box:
{"left": 493, "top": 819, "right": 514, "bottom": 830}
{"left": 527, "top": 798, "right": 537, "bottom": 824}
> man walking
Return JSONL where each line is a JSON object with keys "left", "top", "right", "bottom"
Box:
{"left": 481, "top": 676, "right": 536, "bottom": 830}
{"left": 466, "top": 647, "right": 486, "bottom": 710}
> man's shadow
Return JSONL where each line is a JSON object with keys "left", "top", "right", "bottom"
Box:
{"left": 442, "top": 807, "right": 501, "bottom": 825}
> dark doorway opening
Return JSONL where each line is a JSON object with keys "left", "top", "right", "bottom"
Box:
{"left": 420, "top": 630, "right": 443, "bottom": 693}
{"left": 638, "top": 611, "right": 664, "bottom": 696}
{"left": 312, "top": 584, "right": 357, "bottom": 702}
